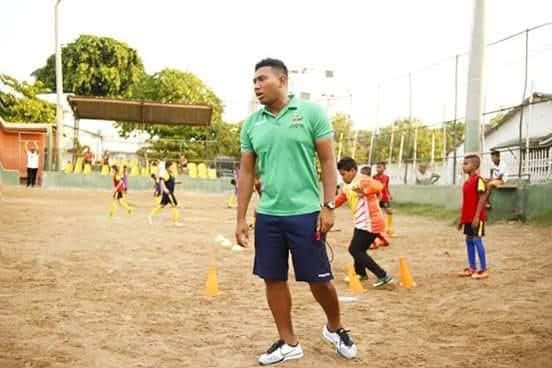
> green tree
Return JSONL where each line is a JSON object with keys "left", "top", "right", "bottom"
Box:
{"left": 32, "top": 35, "right": 144, "bottom": 97}
{"left": 0, "top": 74, "right": 55, "bottom": 123}
{"left": 120, "top": 68, "right": 226, "bottom": 161}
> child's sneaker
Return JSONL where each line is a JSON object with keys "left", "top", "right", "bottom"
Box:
{"left": 471, "top": 270, "right": 489, "bottom": 279}
{"left": 373, "top": 273, "right": 393, "bottom": 288}
{"left": 458, "top": 268, "right": 476, "bottom": 277}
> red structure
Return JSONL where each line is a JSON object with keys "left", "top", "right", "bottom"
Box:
{"left": 0, "top": 116, "right": 51, "bottom": 185}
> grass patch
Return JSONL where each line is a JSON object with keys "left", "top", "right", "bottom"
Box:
{"left": 527, "top": 209, "right": 552, "bottom": 227}
{"left": 393, "top": 202, "right": 459, "bottom": 224}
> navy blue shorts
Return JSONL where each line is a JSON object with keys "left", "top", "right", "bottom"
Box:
{"left": 254, "top": 211, "right": 333, "bottom": 282}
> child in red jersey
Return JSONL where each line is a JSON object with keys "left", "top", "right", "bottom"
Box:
{"left": 373, "top": 161, "right": 396, "bottom": 237}
{"left": 458, "top": 155, "right": 490, "bottom": 279}
{"left": 109, "top": 165, "right": 133, "bottom": 217}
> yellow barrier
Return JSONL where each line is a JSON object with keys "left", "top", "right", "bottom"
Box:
{"left": 198, "top": 163, "right": 208, "bottom": 179}
{"left": 188, "top": 163, "right": 198, "bottom": 178}
{"left": 73, "top": 157, "right": 84, "bottom": 174}
{"left": 101, "top": 165, "right": 110, "bottom": 175}
{"left": 208, "top": 168, "right": 217, "bottom": 179}
{"left": 83, "top": 164, "right": 92, "bottom": 175}
{"left": 64, "top": 162, "right": 74, "bottom": 174}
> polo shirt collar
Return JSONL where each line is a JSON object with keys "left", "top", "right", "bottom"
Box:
{"left": 262, "top": 95, "right": 298, "bottom": 117}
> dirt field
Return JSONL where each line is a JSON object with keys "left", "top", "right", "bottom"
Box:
{"left": 1, "top": 187, "right": 551, "bottom": 368}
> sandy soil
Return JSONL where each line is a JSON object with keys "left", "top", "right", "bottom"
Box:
{"left": 0, "top": 187, "right": 551, "bottom": 368}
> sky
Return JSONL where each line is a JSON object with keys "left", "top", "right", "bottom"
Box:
{"left": 2, "top": 0, "right": 552, "bottom": 129}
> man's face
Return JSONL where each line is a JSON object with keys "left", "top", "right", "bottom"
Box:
{"left": 254, "top": 66, "right": 286, "bottom": 106}
{"left": 339, "top": 168, "right": 357, "bottom": 184}
{"left": 30, "top": 147, "right": 35, "bottom": 153}
{"left": 491, "top": 154, "right": 500, "bottom": 165}
{"left": 376, "top": 164, "right": 385, "bottom": 175}
{"left": 419, "top": 165, "right": 427, "bottom": 174}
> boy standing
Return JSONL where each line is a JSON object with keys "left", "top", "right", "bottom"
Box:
{"left": 336, "top": 157, "right": 393, "bottom": 288}
{"left": 373, "top": 161, "right": 396, "bottom": 237}
{"left": 458, "top": 155, "right": 490, "bottom": 279}
{"left": 109, "top": 165, "right": 133, "bottom": 217}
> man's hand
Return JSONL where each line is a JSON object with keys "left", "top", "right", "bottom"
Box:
{"left": 235, "top": 219, "right": 249, "bottom": 247}
{"left": 471, "top": 218, "right": 480, "bottom": 233}
{"left": 457, "top": 221, "right": 463, "bottom": 231}
{"left": 317, "top": 207, "right": 335, "bottom": 234}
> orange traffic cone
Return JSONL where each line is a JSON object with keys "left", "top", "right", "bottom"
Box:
{"left": 347, "top": 264, "right": 366, "bottom": 293}
{"left": 399, "top": 257, "right": 416, "bottom": 288}
{"left": 205, "top": 264, "right": 219, "bottom": 296}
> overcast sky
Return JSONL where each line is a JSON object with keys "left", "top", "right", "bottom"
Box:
{"left": 2, "top": 0, "right": 551, "bottom": 128}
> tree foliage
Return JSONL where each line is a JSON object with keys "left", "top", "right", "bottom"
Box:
{"left": 119, "top": 68, "right": 238, "bottom": 161}
{"left": 0, "top": 74, "right": 55, "bottom": 123}
{"left": 32, "top": 35, "right": 144, "bottom": 97}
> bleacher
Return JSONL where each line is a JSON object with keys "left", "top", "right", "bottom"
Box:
{"left": 63, "top": 159, "right": 220, "bottom": 180}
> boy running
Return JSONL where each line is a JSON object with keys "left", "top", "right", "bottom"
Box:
{"left": 336, "top": 157, "right": 393, "bottom": 288}
{"left": 150, "top": 173, "right": 162, "bottom": 205}
{"left": 147, "top": 161, "right": 183, "bottom": 227}
{"left": 458, "top": 155, "right": 490, "bottom": 279}
{"left": 373, "top": 161, "right": 396, "bottom": 237}
{"left": 109, "top": 165, "right": 133, "bottom": 217}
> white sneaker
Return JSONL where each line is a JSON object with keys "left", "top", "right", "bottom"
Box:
{"left": 258, "top": 340, "right": 303, "bottom": 366}
{"left": 147, "top": 215, "right": 153, "bottom": 225}
{"left": 174, "top": 222, "right": 183, "bottom": 227}
{"left": 322, "top": 325, "right": 358, "bottom": 359}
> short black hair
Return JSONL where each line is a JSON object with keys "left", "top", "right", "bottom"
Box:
{"left": 111, "top": 165, "right": 118, "bottom": 171}
{"left": 491, "top": 150, "right": 500, "bottom": 157}
{"left": 255, "top": 58, "right": 288, "bottom": 76}
{"left": 360, "top": 165, "right": 371, "bottom": 176}
{"left": 376, "top": 161, "right": 387, "bottom": 168}
{"left": 464, "top": 154, "right": 481, "bottom": 169}
{"left": 337, "top": 156, "right": 357, "bottom": 171}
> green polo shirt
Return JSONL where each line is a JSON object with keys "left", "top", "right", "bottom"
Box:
{"left": 240, "top": 96, "right": 333, "bottom": 216}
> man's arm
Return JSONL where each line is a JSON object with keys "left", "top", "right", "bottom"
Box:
{"left": 235, "top": 151, "right": 256, "bottom": 246}
{"left": 315, "top": 138, "right": 337, "bottom": 233}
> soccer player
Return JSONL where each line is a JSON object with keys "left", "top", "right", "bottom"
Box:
{"left": 227, "top": 163, "right": 240, "bottom": 208}
{"left": 360, "top": 165, "right": 389, "bottom": 248}
{"left": 150, "top": 173, "right": 161, "bottom": 205}
{"left": 336, "top": 157, "right": 393, "bottom": 288}
{"left": 458, "top": 154, "right": 490, "bottom": 280}
{"left": 109, "top": 165, "right": 132, "bottom": 217}
{"left": 373, "top": 161, "right": 396, "bottom": 237}
{"left": 147, "top": 161, "right": 182, "bottom": 227}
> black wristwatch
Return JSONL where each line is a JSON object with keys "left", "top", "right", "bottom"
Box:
{"left": 323, "top": 201, "right": 336, "bottom": 210}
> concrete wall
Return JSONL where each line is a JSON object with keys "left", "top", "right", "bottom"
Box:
{"left": 526, "top": 182, "right": 552, "bottom": 221}
{"left": 42, "top": 172, "right": 234, "bottom": 193}
{"left": 391, "top": 182, "right": 552, "bottom": 222}
{"left": 390, "top": 184, "right": 462, "bottom": 209}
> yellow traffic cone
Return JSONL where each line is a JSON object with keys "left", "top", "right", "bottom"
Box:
{"left": 399, "top": 257, "right": 416, "bottom": 288}
{"left": 347, "top": 264, "right": 366, "bottom": 293}
{"left": 205, "top": 264, "right": 219, "bottom": 296}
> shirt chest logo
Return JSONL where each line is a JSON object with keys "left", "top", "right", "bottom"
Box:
{"left": 290, "top": 113, "right": 305, "bottom": 128}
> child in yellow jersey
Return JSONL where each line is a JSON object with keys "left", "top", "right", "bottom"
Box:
{"left": 147, "top": 161, "right": 182, "bottom": 227}
{"left": 336, "top": 157, "right": 393, "bottom": 288}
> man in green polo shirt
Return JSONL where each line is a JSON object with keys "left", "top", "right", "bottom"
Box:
{"left": 236, "top": 58, "right": 357, "bottom": 365}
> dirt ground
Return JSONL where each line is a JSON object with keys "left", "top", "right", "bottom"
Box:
{"left": 1, "top": 186, "right": 551, "bottom": 368}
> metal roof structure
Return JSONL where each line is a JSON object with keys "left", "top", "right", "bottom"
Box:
{"left": 67, "top": 96, "right": 212, "bottom": 126}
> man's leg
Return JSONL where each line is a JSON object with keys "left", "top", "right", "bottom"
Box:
{"left": 26, "top": 168, "right": 32, "bottom": 187}
{"left": 31, "top": 168, "right": 38, "bottom": 187}
{"left": 265, "top": 280, "right": 298, "bottom": 346}
{"left": 309, "top": 281, "right": 342, "bottom": 332}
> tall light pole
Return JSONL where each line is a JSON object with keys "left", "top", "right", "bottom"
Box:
{"left": 464, "top": 0, "right": 486, "bottom": 156}
{"left": 55, "top": 0, "right": 64, "bottom": 170}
